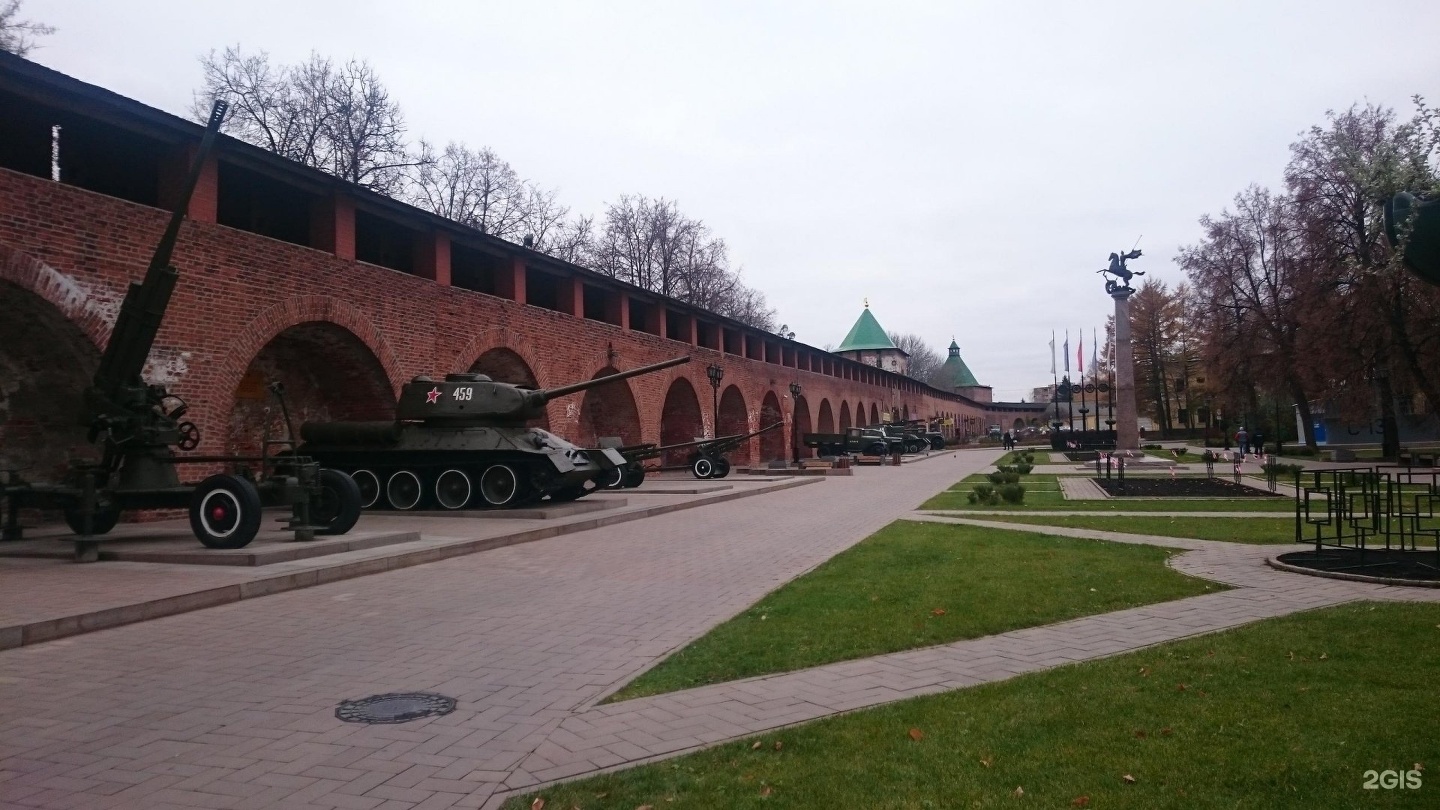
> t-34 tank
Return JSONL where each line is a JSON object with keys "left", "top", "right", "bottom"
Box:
{"left": 298, "top": 356, "right": 691, "bottom": 510}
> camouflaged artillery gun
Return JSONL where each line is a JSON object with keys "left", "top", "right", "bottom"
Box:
{"left": 297, "top": 356, "right": 692, "bottom": 509}
{"left": 601, "top": 421, "right": 784, "bottom": 485}
{"left": 0, "top": 101, "right": 363, "bottom": 558}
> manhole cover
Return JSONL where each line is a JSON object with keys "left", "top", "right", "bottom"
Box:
{"left": 335, "top": 692, "right": 456, "bottom": 724}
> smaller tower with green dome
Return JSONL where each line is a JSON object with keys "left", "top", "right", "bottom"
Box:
{"left": 937, "top": 339, "right": 992, "bottom": 402}
{"left": 834, "top": 300, "right": 909, "bottom": 374}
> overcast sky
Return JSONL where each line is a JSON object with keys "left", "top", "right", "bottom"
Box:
{"left": 26, "top": 1, "right": 1440, "bottom": 400}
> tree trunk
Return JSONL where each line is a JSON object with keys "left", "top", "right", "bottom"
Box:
{"left": 1377, "top": 374, "right": 1401, "bottom": 461}
{"left": 1289, "top": 378, "right": 1318, "bottom": 450}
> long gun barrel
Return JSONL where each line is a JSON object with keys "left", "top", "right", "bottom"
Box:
{"left": 526, "top": 355, "right": 691, "bottom": 406}
{"left": 88, "top": 100, "right": 228, "bottom": 411}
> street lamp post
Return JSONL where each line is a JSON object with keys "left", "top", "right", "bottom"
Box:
{"left": 788, "top": 381, "right": 803, "bottom": 465}
{"left": 706, "top": 363, "right": 724, "bottom": 439}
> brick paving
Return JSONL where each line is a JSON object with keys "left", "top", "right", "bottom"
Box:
{"left": 3, "top": 449, "right": 1437, "bottom": 810}
{"left": 0, "top": 451, "right": 993, "bottom": 809}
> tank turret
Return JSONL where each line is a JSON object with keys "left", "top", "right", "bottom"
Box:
{"left": 298, "top": 355, "right": 692, "bottom": 510}
{"left": 395, "top": 355, "right": 691, "bottom": 425}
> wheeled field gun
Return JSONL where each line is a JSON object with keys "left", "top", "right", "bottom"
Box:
{"left": 0, "top": 100, "right": 363, "bottom": 557}
{"left": 603, "top": 421, "right": 784, "bottom": 485}
{"left": 1385, "top": 192, "right": 1440, "bottom": 285}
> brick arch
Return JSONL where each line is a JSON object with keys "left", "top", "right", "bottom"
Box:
{"left": 817, "top": 399, "right": 835, "bottom": 434}
{"left": 451, "top": 329, "right": 554, "bottom": 391}
{"left": 0, "top": 242, "right": 109, "bottom": 351}
{"left": 219, "top": 296, "right": 404, "bottom": 403}
{"left": 838, "top": 401, "right": 852, "bottom": 430}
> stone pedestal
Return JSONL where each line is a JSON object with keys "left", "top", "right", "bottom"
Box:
{"left": 1112, "top": 288, "right": 1140, "bottom": 452}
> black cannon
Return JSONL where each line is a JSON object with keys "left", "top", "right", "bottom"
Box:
{"left": 0, "top": 101, "right": 362, "bottom": 557}
{"left": 604, "top": 421, "right": 784, "bottom": 484}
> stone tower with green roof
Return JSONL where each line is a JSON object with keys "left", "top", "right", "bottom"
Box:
{"left": 834, "top": 301, "right": 908, "bottom": 375}
{"left": 937, "top": 339, "right": 992, "bottom": 402}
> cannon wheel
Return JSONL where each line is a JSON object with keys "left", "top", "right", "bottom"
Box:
{"left": 714, "top": 458, "right": 731, "bottom": 478}
{"left": 313, "top": 469, "right": 362, "bottom": 536}
{"left": 622, "top": 463, "right": 646, "bottom": 488}
{"left": 601, "top": 466, "right": 626, "bottom": 490}
{"left": 691, "top": 456, "right": 715, "bottom": 479}
{"left": 63, "top": 502, "right": 121, "bottom": 537}
{"left": 189, "top": 474, "right": 263, "bottom": 550}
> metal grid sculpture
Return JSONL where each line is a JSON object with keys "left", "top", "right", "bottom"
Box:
{"left": 1294, "top": 466, "right": 1440, "bottom": 575}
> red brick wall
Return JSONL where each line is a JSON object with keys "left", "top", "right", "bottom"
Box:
{"left": 0, "top": 167, "right": 1043, "bottom": 472}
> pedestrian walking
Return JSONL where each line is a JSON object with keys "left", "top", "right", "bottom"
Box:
{"left": 1252, "top": 431, "right": 1265, "bottom": 458}
{"left": 1236, "top": 426, "right": 1249, "bottom": 458}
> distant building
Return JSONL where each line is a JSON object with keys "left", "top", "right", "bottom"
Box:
{"left": 1030, "top": 385, "right": 1054, "bottom": 404}
{"left": 834, "top": 302, "right": 909, "bottom": 375}
{"left": 935, "top": 339, "right": 992, "bottom": 403}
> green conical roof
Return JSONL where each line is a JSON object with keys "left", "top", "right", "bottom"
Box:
{"left": 938, "top": 339, "right": 981, "bottom": 388}
{"left": 835, "top": 305, "right": 898, "bottom": 352}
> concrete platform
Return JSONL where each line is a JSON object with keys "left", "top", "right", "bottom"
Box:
{"left": 404, "top": 497, "right": 626, "bottom": 519}
{"left": 0, "top": 475, "right": 820, "bottom": 651}
{"left": 0, "top": 524, "right": 421, "bottom": 566}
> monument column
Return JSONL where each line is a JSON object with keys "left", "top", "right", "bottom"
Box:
{"left": 1112, "top": 287, "right": 1140, "bottom": 452}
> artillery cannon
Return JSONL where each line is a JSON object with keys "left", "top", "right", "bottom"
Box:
{"left": 297, "top": 356, "right": 691, "bottom": 508}
{"left": 0, "top": 101, "right": 362, "bottom": 558}
{"left": 603, "top": 421, "right": 783, "bottom": 484}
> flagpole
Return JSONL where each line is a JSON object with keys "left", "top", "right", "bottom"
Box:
{"left": 1050, "top": 331, "right": 1059, "bottom": 428}
{"left": 1079, "top": 330, "right": 1088, "bottom": 435}
{"left": 1065, "top": 330, "right": 1074, "bottom": 433}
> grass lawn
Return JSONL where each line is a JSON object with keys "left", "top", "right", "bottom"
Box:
{"left": 605, "top": 522, "right": 1215, "bottom": 702}
{"left": 508, "top": 602, "right": 1440, "bottom": 809}
{"left": 976, "top": 514, "right": 1299, "bottom": 544}
{"left": 924, "top": 474, "right": 1296, "bottom": 512}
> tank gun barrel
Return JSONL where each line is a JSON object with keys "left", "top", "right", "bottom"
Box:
{"left": 528, "top": 355, "right": 690, "bottom": 405}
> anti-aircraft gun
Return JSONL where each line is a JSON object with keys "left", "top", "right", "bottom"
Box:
{"left": 602, "top": 421, "right": 784, "bottom": 484}
{"left": 0, "top": 101, "right": 363, "bottom": 559}
{"left": 297, "top": 356, "right": 691, "bottom": 509}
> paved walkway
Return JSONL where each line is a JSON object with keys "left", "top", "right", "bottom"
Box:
{"left": 0, "top": 451, "right": 995, "bottom": 810}
{"left": 3, "top": 449, "right": 1436, "bottom": 810}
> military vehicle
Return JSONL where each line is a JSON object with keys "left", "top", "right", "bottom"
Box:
{"left": 603, "top": 422, "right": 784, "bottom": 484}
{"left": 802, "top": 427, "right": 894, "bottom": 457}
{"left": 0, "top": 101, "right": 363, "bottom": 557}
{"left": 297, "top": 356, "right": 691, "bottom": 509}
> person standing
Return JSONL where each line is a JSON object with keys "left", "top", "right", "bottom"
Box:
{"left": 1236, "top": 426, "right": 1249, "bottom": 457}
{"left": 1252, "top": 431, "right": 1265, "bottom": 458}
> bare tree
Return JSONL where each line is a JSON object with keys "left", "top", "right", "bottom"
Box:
{"left": 0, "top": 0, "right": 54, "bottom": 56}
{"left": 888, "top": 332, "right": 943, "bottom": 384}
{"left": 194, "top": 48, "right": 423, "bottom": 195}
{"left": 408, "top": 142, "right": 528, "bottom": 237}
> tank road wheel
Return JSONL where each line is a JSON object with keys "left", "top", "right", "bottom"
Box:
{"left": 189, "top": 474, "right": 263, "bottom": 550}
{"left": 601, "top": 466, "right": 626, "bottom": 490}
{"left": 350, "top": 469, "right": 381, "bottom": 509}
{"left": 63, "top": 503, "right": 121, "bottom": 536}
{"left": 621, "top": 463, "right": 646, "bottom": 488}
{"left": 313, "top": 469, "right": 362, "bottom": 536}
{"left": 479, "top": 464, "right": 521, "bottom": 507}
{"left": 715, "top": 459, "right": 732, "bottom": 478}
{"left": 691, "top": 456, "right": 715, "bottom": 479}
{"left": 434, "top": 469, "right": 473, "bottom": 510}
{"left": 386, "top": 470, "right": 424, "bottom": 511}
